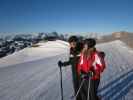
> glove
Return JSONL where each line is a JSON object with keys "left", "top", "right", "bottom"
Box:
{"left": 80, "top": 72, "right": 89, "bottom": 79}
{"left": 58, "top": 61, "right": 64, "bottom": 67}
{"left": 80, "top": 71, "right": 94, "bottom": 80}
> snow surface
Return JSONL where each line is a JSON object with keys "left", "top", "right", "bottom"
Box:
{"left": 0, "top": 40, "right": 133, "bottom": 100}
{"left": 0, "top": 40, "right": 69, "bottom": 68}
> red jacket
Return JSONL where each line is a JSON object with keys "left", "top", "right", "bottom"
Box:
{"left": 78, "top": 51, "right": 105, "bottom": 80}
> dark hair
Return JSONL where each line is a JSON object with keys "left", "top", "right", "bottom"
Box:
{"left": 68, "top": 36, "right": 78, "bottom": 43}
{"left": 84, "top": 38, "right": 96, "bottom": 48}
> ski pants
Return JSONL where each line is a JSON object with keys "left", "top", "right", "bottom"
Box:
{"left": 80, "top": 78, "right": 100, "bottom": 100}
{"left": 72, "top": 70, "right": 82, "bottom": 100}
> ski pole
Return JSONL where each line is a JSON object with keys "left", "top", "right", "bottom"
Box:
{"left": 59, "top": 65, "right": 64, "bottom": 100}
{"left": 71, "top": 78, "right": 85, "bottom": 99}
{"left": 87, "top": 72, "right": 93, "bottom": 100}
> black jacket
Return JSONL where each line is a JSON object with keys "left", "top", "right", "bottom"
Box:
{"left": 62, "top": 42, "right": 83, "bottom": 67}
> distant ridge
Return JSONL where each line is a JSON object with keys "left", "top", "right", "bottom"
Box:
{"left": 97, "top": 31, "right": 133, "bottom": 48}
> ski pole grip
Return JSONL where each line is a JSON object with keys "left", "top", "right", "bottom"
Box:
{"left": 88, "top": 71, "right": 93, "bottom": 77}
{"left": 58, "top": 61, "right": 63, "bottom": 68}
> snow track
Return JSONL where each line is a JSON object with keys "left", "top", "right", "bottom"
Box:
{"left": 0, "top": 40, "right": 132, "bottom": 100}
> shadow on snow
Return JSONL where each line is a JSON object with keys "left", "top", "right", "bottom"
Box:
{"left": 99, "top": 68, "right": 133, "bottom": 100}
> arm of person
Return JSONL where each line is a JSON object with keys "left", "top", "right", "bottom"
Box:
{"left": 61, "top": 55, "right": 75, "bottom": 67}
{"left": 91, "top": 53, "right": 103, "bottom": 79}
{"left": 62, "top": 60, "right": 71, "bottom": 66}
{"left": 77, "top": 54, "right": 83, "bottom": 75}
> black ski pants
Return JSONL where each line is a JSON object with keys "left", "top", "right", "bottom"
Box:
{"left": 71, "top": 68, "right": 82, "bottom": 100}
{"left": 80, "top": 78, "right": 100, "bottom": 100}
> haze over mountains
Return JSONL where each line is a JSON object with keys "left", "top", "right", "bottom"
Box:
{"left": 97, "top": 31, "right": 133, "bottom": 48}
{"left": 0, "top": 31, "right": 133, "bottom": 59}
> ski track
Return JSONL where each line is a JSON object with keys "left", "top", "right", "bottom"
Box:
{"left": 0, "top": 40, "right": 133, "bottom": 100}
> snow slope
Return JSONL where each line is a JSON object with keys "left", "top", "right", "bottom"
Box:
{"left": 0, "top": 40, "right": 69, "bottom": 68}
{"left": 0, "top": 40, "right": 133, "bottom": 100}
{"left": 97, "top": 40, "right": 133, "bottom": 100}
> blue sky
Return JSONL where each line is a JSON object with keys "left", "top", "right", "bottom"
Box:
{"left": 0, "top": 0, "right": 133, "bottom": 34}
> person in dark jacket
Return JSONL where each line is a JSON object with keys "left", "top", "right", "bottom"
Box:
{"left": 58, "top": 36, "right": 83, "bottom": 100}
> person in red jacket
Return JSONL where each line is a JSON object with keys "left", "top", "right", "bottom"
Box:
{"left": 78, "top": 38, "right": 106, "bottom": 100}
